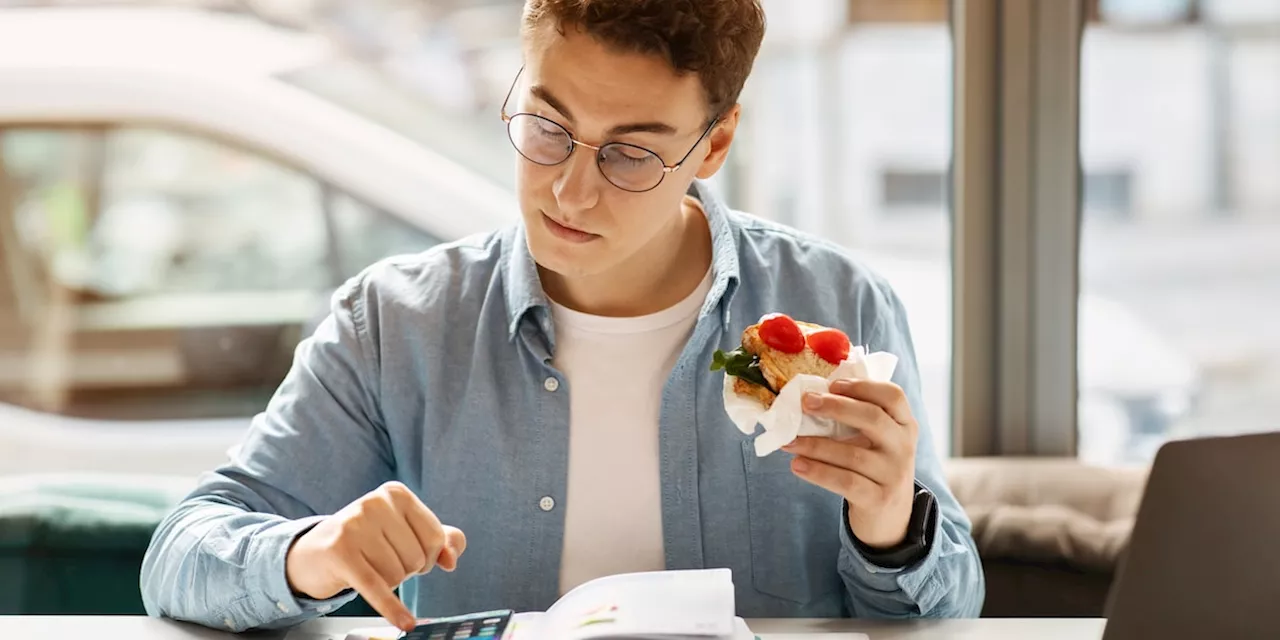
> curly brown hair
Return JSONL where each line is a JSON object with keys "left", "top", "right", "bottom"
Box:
{"left": 522, "top": 0, "right": 767, "bottom": 118}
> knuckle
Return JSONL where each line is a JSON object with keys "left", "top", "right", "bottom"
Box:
{"left": 357, "top": 492, "right": 388, "bottom": 514}
{"left": 373, "top": 561, "right": 401, "bottom": 587}
{"left": 890, "top": 383, "right": 907, "bottom": 403}
{"left": 381, "top": 481, "right": 411, "bottom": 501}
{"left": 422, "top": 527, "right": 446, "bottom": 551}
{"left": 337, "top": 516, "right": 365, "bottom": 540}
{"left": 845, "top": 379, "right": 871, "bottom": 398}
{"left": 406, "top": 546, "right": 428, "bottom": 569}
{"left": 880, "top": 408, "right": 899, "bottom": 427}
{"left": 859, "top": 403, "right": 882, "bottom": 426}
{"left": 391, "top": 565, "right": 412, "bottom": 585}
{"left": 355, "top": 503, "right": 388, "bottom": 526}
{"left": 846, "top": 446, "right": 865, "bottom": 467}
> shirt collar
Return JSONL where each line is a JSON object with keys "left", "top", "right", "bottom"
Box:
{"left": 503, "top": 179, "right": 742, "bottom": 341}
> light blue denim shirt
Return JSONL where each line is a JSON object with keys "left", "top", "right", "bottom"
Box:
{"left": 140, "top": 181, "right": 984, "bottom": 632}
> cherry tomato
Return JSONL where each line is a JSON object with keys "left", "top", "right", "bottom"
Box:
{"left": 807, "top": 328, "right": 851, "bottom": 364}
{"left": 758, "top": 314, "right": 806, "bottom": 353}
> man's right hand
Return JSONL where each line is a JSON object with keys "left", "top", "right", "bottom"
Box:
{"left": 285, "top": 481, "right": 467, "bottom": 632}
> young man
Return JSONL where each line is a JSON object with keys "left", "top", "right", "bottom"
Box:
{"left": 141, "top": 0, "right": 983, "bottom": 632}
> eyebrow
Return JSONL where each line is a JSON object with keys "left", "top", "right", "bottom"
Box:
{"left": 529, "top": 84, "right": 679, "bottom": 137}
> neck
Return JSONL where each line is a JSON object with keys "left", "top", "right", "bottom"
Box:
{"left": 541, "top": 197, "right": 713, "bottom": 317}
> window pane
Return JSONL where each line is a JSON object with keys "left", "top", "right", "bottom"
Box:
{"left": 734, "top": 0, "right": 954, "bottom": 454}
{"left": 1, "top": 129, "right": 100, "bottom": 416}
{"left": 0, "top": 127, "right": 331, "bottom": 421}
{"left": 329, "top": 191, "right": 442, "bottom": 278}
{"left": 99, "top": 127, "right": 330, "bottom": 296}
{"left": 1079, "top": 7, "right": 1280, "bottom": 464}
{"left": 1, "top": 129, "right": 97, "bottom": 301}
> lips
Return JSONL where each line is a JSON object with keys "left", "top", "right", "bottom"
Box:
{"left": 541, "top": 212, "right": 601, "bottom": 244}
{"left": 548, "top": 215, "right": 589, "bottom": 234}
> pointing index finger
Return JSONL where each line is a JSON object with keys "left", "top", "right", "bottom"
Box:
{"left": 347, "top": 558, "right": 416, "bottom": 632}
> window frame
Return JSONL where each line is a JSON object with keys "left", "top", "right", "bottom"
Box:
{"left": 951, "top": 0, "right": 1084, "bottom": 456}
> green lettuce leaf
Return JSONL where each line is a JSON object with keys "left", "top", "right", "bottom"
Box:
{"left": 710, "top": 347, "right": 773, "bottom": 392}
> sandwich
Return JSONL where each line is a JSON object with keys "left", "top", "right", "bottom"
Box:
{"left": 710, "top": 313, "right": 852, "bottom": 408}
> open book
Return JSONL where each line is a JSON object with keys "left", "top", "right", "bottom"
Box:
{"left": 341, "top": 569, "right": 755, "bottom": 640}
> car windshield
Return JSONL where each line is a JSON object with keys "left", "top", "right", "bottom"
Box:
{"left": 276, "top": 58, "right": 516, "bottom": 192}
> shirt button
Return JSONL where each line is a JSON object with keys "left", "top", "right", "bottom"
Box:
{"left": 276, "top": 601, "right": 289, "bottom": 613}
{"left": 224, "top": 618, "right": 235, "bottom": 630}
{"left": 318, "top": 604, "right": 332, "bottom": 613}
{"left": 543, "top": 377, "right": 559, "bottom": 392}
{"left": 539, "top": 496, "right": 555, "bottom": 511}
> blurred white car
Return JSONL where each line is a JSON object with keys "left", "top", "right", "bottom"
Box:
{"left": 0, "top": 6, "right": 516, "bottom": 475}
{"left": 0, "top": 6, "right": 1198, "bottom": 475}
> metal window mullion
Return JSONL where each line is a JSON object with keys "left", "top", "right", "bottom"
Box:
{"left": 1027, "top": 0, "right": 1083, "bottom": 455}
{"left": 955, "top": 0, "right": 1083, "bottom": 457}
{"left": 994, "top": 0, "right": 1084, "bottom": 456}
{"left": 997, "top": 0, "right": 1036, "bottom": 455}
{"left": 950, "top": 0, "right": 1001, "bottom": 457}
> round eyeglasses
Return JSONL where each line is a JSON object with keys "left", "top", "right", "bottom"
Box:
{"left": 499, "top": 67, "right": 719, "bottom": 193}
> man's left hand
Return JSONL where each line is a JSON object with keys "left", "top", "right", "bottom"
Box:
{"left": 782, "top": 378, "right": 918, "bottom": 549}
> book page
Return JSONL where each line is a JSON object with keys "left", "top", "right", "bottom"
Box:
{"left": 536, "top": 569, "right": 735, "bottom": 640}
{"left": 340, "top": 570, "right": 739, "bottom": 640}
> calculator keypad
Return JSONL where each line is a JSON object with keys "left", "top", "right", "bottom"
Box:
{"left": 402, "top": 610, "right": 513, "bottom": 640}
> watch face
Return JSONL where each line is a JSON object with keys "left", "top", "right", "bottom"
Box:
{"left": 904, "top": 484, "right": 938, "bottom": 550}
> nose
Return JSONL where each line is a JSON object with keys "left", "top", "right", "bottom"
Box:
{"left": 551, "top": 144, "right": 601, "bottom": 215}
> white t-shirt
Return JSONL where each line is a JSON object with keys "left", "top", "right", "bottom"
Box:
{"left": 551, "top": 266, "right": 715, "bottom": 596}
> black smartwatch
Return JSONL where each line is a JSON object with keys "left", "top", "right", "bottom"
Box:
{"left": 847, "top": 481, "right": 939, "bottom": 570}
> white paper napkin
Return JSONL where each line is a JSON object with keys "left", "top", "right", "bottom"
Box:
{"left": 722, "top": 346, "right": 899, "bottom": 456}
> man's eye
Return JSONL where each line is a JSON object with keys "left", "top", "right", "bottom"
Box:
{"left": 616, "top": 154, "right": 650, "bottom": 167}
{"left": 607, "top": 146, "right": 653, "bottom": 164}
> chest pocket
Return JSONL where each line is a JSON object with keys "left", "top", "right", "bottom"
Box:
{"left": 740, "top": 440, "right": 844, "bottom": 605}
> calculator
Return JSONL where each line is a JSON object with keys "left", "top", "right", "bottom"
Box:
{"left": 400, "top": 609, "right": 514, "bottom": 640}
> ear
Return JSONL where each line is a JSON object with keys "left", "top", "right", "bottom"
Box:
{"left": 695, "top": 104, "right": 741, "bottom": 180}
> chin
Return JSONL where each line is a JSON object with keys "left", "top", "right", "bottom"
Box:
{"left": 527, "top": 232, "right": 606, "bottom": 279}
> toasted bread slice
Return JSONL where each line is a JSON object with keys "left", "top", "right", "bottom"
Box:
{"left": 734, "top": 376, "right": 777, "bottom": 408}
{"left": 741, "top": 320, "right": 839, "bottom": 392}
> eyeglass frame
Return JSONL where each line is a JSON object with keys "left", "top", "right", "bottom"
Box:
{"left": 499, "top": 66, "right": 721, "bottom": 193}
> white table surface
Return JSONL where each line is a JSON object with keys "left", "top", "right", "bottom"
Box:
{"left": 0, "top": 615, "right": 1107, "bottom": 639}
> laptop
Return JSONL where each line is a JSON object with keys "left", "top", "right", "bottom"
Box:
{"left": 1102, "top": 431, "right": 1280, "bottom": 640}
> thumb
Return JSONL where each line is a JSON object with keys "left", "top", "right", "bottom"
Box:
{"left": 436, "top": 526, "right": 467, "bottom": 572}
